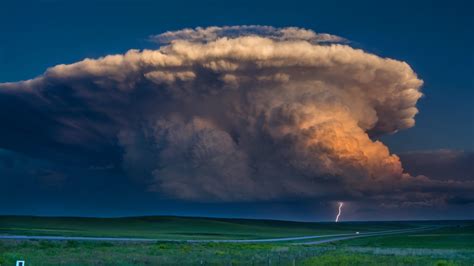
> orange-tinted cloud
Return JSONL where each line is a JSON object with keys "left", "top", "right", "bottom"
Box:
{"left": 3, "top": 26, "right": 471, "bottom": 205}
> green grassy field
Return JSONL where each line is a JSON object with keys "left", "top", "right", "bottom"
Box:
{"left": 0, "top": 216, "right": 418, "bottom": 240}
{"left": 0, "top": 216, "right": 473, "bottom": 265}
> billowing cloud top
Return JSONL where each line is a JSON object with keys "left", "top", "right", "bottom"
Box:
{"left": 150, "top": 25, "right": 346, "bottom": 44}
{"left": 1, "top": 26, "right": 471, "bottom": 205}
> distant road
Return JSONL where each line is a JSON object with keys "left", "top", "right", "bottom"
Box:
{"left": 0, "top": 233, "right": 357, "bottom": 243}
{"left": 293, "top": 226, "right": 438, "bottom": 245}
{"left": 0, "top": 235, "right": 159, "bottom": 242}
{"left": 0, "top": 226, "right": 437, "bottom": 244}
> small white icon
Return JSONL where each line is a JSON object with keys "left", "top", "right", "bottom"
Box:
{"left": 16, "top": 260, "right": 25, "bottom": 266}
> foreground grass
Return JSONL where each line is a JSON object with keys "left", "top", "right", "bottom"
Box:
{"left": 1, "top": 240, "right": 473, "bottom": 266}
{"left": 3, "top": 241, "right": 316, "bottom": 265}
{"left": 300, "top": 251, "right": 467, "bottom": 266}
{"left": 1, "top": 226, "right": 474, "bottom": 266}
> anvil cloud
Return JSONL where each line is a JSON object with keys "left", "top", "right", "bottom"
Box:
{"left": 0, "top": 26, "right": 471, "bottom": 206}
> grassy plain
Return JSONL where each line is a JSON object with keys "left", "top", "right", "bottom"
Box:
{"left": 0, "top": 216, "right": 473, "bottom": 265}
{"left": 0, "top": 215, "right": 416, "bottom": 240}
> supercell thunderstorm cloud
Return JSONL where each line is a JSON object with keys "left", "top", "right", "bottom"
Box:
{"left": 0, "top": 26, "right": 473, "bottom": 215}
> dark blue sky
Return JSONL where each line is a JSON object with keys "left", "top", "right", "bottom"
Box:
{"left": 0, "top": 0, "right": 472, "bottom": 220}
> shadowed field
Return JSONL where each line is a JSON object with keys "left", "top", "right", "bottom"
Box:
{"left": 0, "top": 216, "right": 419, "bottom": 240}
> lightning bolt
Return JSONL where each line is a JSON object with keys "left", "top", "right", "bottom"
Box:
{"left": 335, "top": 202, "right": 344, "bottom": 222}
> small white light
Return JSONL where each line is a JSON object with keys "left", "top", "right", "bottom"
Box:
{"left": 16, "top": 260, "right": 25, "bottom": 266}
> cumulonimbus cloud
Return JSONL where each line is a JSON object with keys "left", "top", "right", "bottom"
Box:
{"left": 1, "top": 26, "right": 471, "bottom": 204}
